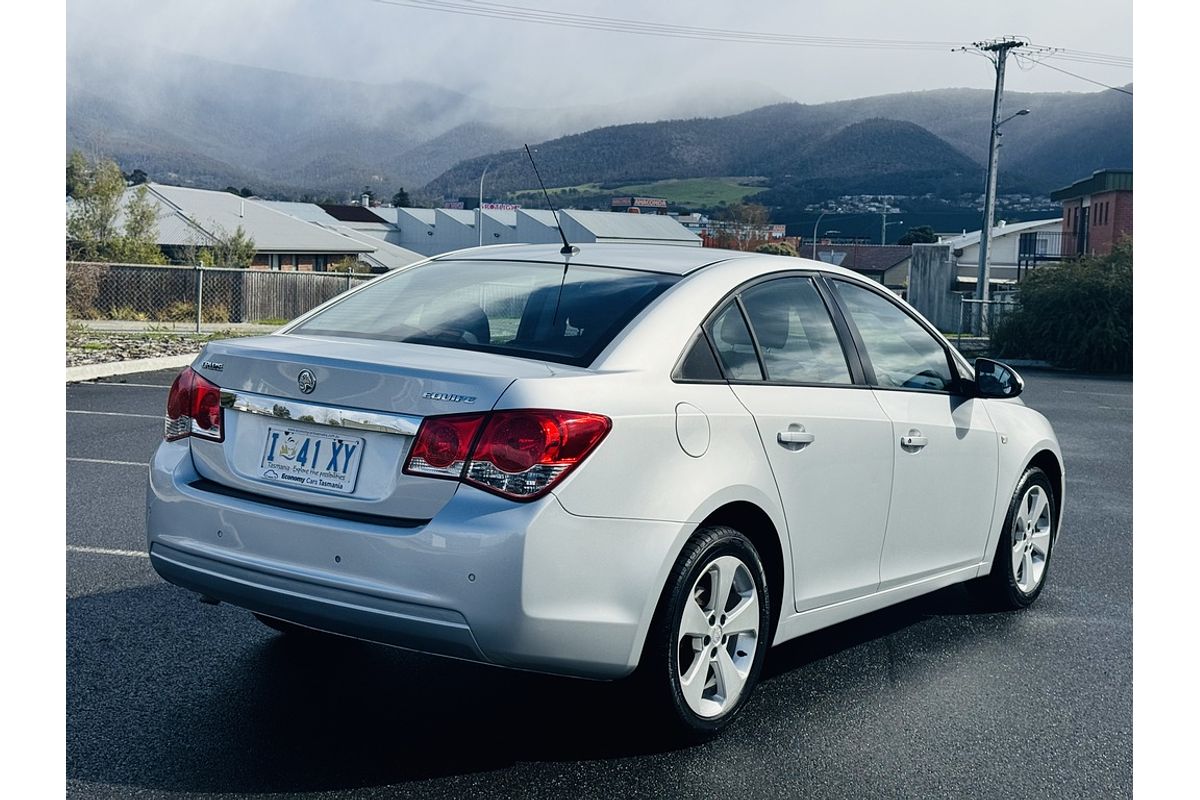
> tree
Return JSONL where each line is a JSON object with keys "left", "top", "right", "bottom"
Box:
{"left": 391, "top": 188, "right": 411, "bottom": 207}
{"left": 897, "top": 225, "right": 937, "bottom": 245}
{"left": 327, "top": 256, "right": 370, "bottom": 273}
{"left": 204, "top": 224, "right": 257, "bottom": 268}
{"left": 717, "top": 203, "right": 773, "bottom": 250}
{"left": 991, "top": 238, "right": 1132, "bottom": 372}
{"left": 755, "top": 241, "right": 799, "bottom": 257}
{"left": 66, "top": 150, "right": 165, "bottom": 264}
{"left": 107, "top": 185, "right": 167, "bottom": 264}
{"left": 124, "top": 168, "right": 149, "bottom": 186}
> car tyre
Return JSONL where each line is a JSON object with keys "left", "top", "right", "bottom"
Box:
{"left": 637, "top": 525, "right": 771, "bottom": 739}
{"left": 976, "top": 467, "right": 1057, "bottom": 610}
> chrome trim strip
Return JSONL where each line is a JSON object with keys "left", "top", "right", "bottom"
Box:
{"left": 220, "top": 390, "right": 420, "bottom": 436}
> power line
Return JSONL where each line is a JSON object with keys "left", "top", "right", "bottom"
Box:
{"left": 1014, "top": 52, "right": 1133, "bottom": 95}
{"left": 360, "top": 0, "right": 966, "bottom": 51}
{"left": 1031, "top": 60, "right": 1133, "bottom": 95}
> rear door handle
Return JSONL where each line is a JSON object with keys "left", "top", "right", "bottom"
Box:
{"left": 777, "top": 425, "right": 815, "bottom": 451}
{"left": 900, "top": 429, "right": 928, "bottom": 450}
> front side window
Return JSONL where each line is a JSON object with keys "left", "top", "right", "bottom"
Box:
{"left": 832, "top": 280, "right": 953, "bottom": 392}
{"left": 289, "top": 260, "right": 679, "bottom": 367}
{"left": 739, "top": 278, "right": 851, "bottom": 385}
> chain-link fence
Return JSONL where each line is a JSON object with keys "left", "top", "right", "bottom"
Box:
{"left": 957, "top": 293, "right": 1019, "bottom": 345}
{"left": 66, "top": 262, "right": 375, "bottom": 331}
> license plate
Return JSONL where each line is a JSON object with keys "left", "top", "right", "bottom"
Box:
{"left": 258, "top": 426, "right": 365, "bottom": 494}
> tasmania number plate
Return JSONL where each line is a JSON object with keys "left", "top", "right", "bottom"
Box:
{"left": 258, "top": 426, "right": 365, "bottom": 494}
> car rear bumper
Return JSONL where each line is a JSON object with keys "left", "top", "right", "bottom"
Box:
{"left": 146, "top": 440, "right": 685, "bottom": 679}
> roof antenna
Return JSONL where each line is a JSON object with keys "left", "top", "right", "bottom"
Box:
{"left": 524, "top": 144, "right": 577, "bottom": 256}
{"left": 524, "top": 144, "right": 578, "bottom": 329}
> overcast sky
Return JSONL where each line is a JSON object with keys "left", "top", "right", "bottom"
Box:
{"left": 67, "top": 0, "right": 1132, "bottom": 108}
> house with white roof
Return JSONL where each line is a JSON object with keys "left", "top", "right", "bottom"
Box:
{"left": 108, "top": 184, "right": 375, "bottom": 271}
{"left": 945, "top": 218, "right": 1063, "bottom": 288}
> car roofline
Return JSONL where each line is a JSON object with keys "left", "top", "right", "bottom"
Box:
{"left": 428, "top": 242, "right": 758, "bottom": 275}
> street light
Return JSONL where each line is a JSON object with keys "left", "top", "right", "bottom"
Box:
{"left": 976, "top": 108, "right": 1031, "bottom": 333}
{"left": 812, "top": 211, "right": 841, "bottom": 258}
{"left": 477, "top": 162, "right": 492, "bottom": 247}
{"left": 882, "top": 219, "right": 903, "bottom": 245}
{"left": 814, "top": 230, "right": 841, "bottom": 261}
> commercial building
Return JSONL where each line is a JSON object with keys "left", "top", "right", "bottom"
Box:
{"left": 1050, "top": 169, "right": 1132, "bottom": 258}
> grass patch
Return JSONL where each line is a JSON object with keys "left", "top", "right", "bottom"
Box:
{"left": 614, "top": 177, "right": 768, "bottom": 207}
{"left": 521, "top": 177, "right": 768, "bottom": 209}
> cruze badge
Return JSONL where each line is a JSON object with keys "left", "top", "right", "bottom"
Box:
{"left": 423, "top": 391, "right": 476, "bottom": 404}
{"left": 297, "top": 369, "right": 317, "bottom": 394}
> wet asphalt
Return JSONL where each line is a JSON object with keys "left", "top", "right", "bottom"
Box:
{"left": 66, "top": 368, "right": 1131, "bottom": 799}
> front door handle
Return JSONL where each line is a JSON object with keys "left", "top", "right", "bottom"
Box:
{"left": 900, "top": 429, "right": 928, "bottom": 450}
{"left": 778, "top": 424, "right": 815, "bottom": 451}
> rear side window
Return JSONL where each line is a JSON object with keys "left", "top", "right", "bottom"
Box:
{"left": 705, "top": 302, "right": 763, "bottom": 381}
{"left": 290, "top": 260, "right": 679, "bottom": 367}
{"left": 739, "top": 278, "right": 851, "bottom": 385}
{"left": 832, "top": 280, "right": 953, "bottom": 392}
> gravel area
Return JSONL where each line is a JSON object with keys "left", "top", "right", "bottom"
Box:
{"left": 66, "top": 329, "right": 247, "bottom": 368}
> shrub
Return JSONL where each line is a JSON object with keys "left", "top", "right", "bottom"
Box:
{"left": 755, "top": 242, "right": 800, "bottom": 257}
{"left": 991, "top": 239, "right": 1132, "bottom": 373}
{"left": 155, "top": 301, "right": 231, "bottom": 323}
{"left": 106, "top": 306, "right": 150, "bottom": 322}
{"left": 66, "top": 262, "right": 108, "bottom": 318}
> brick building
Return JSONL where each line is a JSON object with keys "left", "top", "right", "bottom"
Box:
{"left": 1049, "top": 169, "right": 1132, "bottom": 258}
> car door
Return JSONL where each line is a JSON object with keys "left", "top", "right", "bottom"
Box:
{"left": 704, "top": 276, "right": 895, "bottom": 612}
{"left": 827, "top": 278, "right": 999, "bottom": 588}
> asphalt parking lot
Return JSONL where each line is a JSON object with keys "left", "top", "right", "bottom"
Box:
{"left": 66, "top": 367, "right": 1132, "bottom": 799}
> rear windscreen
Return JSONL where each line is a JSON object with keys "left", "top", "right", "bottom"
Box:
{"left": 288, "top": 260, "right": 680, "bottom": 366}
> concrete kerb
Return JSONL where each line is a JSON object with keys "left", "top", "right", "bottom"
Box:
{"left": 67, "top": 353, "right": 198, "bottom": 383}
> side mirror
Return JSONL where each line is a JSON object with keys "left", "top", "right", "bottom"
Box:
{"left": 974, "top": 358, "right": 1024, "bottom": 399}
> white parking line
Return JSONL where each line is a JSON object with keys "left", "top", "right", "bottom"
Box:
{"left": 68, "top": 410, "right": 162, "bottom": 420}
{"left": 67, "top": 458, "right": 150, "bottom": 467}
{"left": 1061, "top": 389, "right": 1131, "bottom": 398}
{"left": 79, "top": 382, "right": 172, "bottom": 389}
{"left": 67, "top": 545, "right": 149, "bottom": 559}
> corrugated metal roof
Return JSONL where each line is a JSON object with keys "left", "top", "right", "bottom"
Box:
{"left": 519, "top": 209, "right": 560, "bottom": 225}
{"left": 947, "top": 218, "right": 1062, "bottom": 250}
{"left": 144, "top": 185, "right": 372, "bottom": 253}
{"left": 816, "top": 244, "right": 911, "bottom": 272}
{"left": 319, "top": 225, "right": 424, "bottom": 270}
{"left": 258, "top": 200, "right": 340, "bottom": 224}
{"left": 482, "top": 209, "right": 518, "bottom": 227}
{"left": 1050, "top": 169, "right": 1133, "bottom": 201}
{"left": 397, "top": 208, "right": 437, "bottom": 225}
{"left": 319, "top": 204, "right": 389, "bottom": 224}
{"left": 437, "top": 209, "right": 477, "bottom": 226}
{"left": 562, "top": 210, "right": 701, "bottom": 244}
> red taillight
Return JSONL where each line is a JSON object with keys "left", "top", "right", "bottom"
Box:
{"left": 164, "top": 366, "right": 224, "bottom": 442}
{"left": 405, "top": 413, "right": 486, "bottom": 476}
{"left": 403, "top": 409, "right": 611, "bottom": 500}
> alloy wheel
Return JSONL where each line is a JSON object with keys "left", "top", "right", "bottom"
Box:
{"left": 675, "top": 554, "right": 760, "bottom": 718}
{"left": 1011, "top": 484, "right": 1052, "bottom": 594}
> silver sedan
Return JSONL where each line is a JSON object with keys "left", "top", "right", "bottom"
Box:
{"left": 146, "top": 243, "right": 1063, "bottom": 737}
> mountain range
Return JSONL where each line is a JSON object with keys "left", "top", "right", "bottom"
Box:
{"left": 67, "top": 47, "right": 1132, "bottom": 212}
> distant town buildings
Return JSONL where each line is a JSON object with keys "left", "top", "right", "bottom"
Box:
{"left": 69, "top": 183, "right": 702, "bottom": 269}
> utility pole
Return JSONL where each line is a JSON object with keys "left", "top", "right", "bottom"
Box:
{"left": 973, "top": 37, "right": 1025, "bottom": 334}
